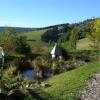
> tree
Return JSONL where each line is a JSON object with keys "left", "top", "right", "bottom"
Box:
{"left": 93, "top": 18, "right": 100, "bottom": 42}
{"left": 69, "top": 26, "right": 80, "bottom": 49}
{"left": 13, "top": 36, "right": 31, "bottom": 55}
{"left": 0, "top": 28, "right": 31, "bottom": 55}
{"left": 41, "top": 27, "right": 59, "bottom": 42}
{"left": 0, "top": 28, "right": 16, "bottom": 54}
{"left": 87, "top": 18, "right": 100, "bottom": 59}
{"left": 87, "top": 18, "right": 100, "bottom": 48}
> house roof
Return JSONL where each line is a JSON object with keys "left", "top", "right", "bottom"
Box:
{"left": 51, "top": 43, "right": 62, "bottom": 56}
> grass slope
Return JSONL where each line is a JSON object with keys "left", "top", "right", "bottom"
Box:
{"left": 77, "top": 38, "right": 92, "bottom": 50}
{"left": 20, "top": 29, "right": 47, "bottom": 48}
{"left": 39, "top": 62, "right": 100, "bottom": 100}
{"left": 21, "top": 29, "right": 46, "bottom": 41}
{"left": 22, "top": 29, "right": 92, "bottom": 50}
{"left": 20, "top": 29, "right": 53, "bottom": 53}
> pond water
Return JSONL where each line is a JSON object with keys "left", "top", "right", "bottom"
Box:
{"left": 43, "top": 71, "right": 53, "bottom": 78}
{"left": 22, "top": 69, "right": 53, "bottom": 79}
{"left": 22, "top": 69, "right": 36, "bottom": 79}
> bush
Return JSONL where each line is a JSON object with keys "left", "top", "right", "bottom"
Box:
{"left": 69, "top": 49, "right": 99, "bottom": 62}
{"left": 3, "top": 66, "right": 23, "bottom": 91}
{"left": 20, "top": 78, "right": 36, "bottom": 92}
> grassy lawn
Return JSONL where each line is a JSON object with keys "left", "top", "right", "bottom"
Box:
{"left": 38, "top": 62, "right": 100, "bottom": 100}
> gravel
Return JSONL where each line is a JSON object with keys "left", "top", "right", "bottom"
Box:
{"left": 80, "top": 73, "right": 100, "bottom": 100}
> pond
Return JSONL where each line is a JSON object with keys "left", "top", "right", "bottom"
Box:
{"left": 22, "top": 69, "right": 53, "bottom": 79}
{"left": 22, "top": 69, "right": 36, "bottom": 79}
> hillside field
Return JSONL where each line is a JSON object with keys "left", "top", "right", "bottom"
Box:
{"left": 37, "top": 62, "right": 100, "bottom": 100}
{"left": 77, "top": 38, "right": 92, "bottom": 50}
{"left": 22, "top": 29, "right": 92, "bottom": 50}
{"left": 20, "top": 29, "right": 47, "bottom": 46}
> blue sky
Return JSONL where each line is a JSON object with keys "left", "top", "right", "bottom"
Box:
{"left": 0, "top": 0, "right": 100, "bottom": 27}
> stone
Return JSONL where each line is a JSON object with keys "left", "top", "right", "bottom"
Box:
{"left": 80, "top": 73, "right": 100, "bottom": 100}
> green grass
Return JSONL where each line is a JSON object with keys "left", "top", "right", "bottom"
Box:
{"left": 21, "top": 29, "right": 47, "bottom": 41}
{"left": 0, "top": 32, "right": 8, "bottom": 44}
{"left": 38, "top": 62, "right": 100, "bottom": 100}
{"left": 20, "top": 29, "right": 53, "bottom": 53}
{"left": 20, "top": 29, "right": 48, "bottom": 50}
{"left": 77, "top": 38, "right": 92, "bottom": 50}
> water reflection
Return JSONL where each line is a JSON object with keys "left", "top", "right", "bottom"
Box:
{"left": 22, "top": 69, "right": 36, "bottom": 79}
{"left": 22, "top": 69, "right": 53, "bottom": 79}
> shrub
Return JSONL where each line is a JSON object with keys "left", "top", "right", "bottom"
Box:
{"left": 3, "top": 66, "right": 23, "bottom": 91}
{"left": 20, "top": 78, "right": 36, "bottom": 92}
{"left": 69, "top": 49, "right": 99, "bottom": 62}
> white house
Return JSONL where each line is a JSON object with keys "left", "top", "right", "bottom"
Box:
{"left": 51, "top": 43, "right": 62, "bottom": 58}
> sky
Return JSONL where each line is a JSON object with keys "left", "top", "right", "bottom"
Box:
{"left": 0, "top": 0, "right": 100, "bottom": 27}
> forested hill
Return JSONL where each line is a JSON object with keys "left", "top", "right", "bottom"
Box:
{"left": 0, "top": 27, "right": 36, "bottom": 33}
{"left": 38, "top": 19, "right": 94, "bottom": 30}
{"left": 0, "top": 18, "right": 99, "bottom": 33}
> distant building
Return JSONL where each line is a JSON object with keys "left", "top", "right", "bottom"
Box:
{"left": 51, "top": 43, "right": 62, "bottom": 58}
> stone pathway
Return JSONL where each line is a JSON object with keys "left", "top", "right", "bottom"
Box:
{"left": 80, "top": 73, "right": 100, "bottom": 100}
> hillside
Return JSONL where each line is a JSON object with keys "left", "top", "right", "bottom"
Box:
{"left": 0, "top": 27, "right": 36, "bottom": 33}
{"left": 21, "top": 29, "right": 47, "bottom": 41}
{"left": 0, "top": 18, "right": 99, "bottom": 50}
{"left": 21, "top": 32, "right": 93, "bottom": 50}
{"left": 77, "top": 38, "right": 92, "bottom": 50}
{"left": 38, "top": 62, "right": 100, "bottom": 100}
{"left": 20, "top": 29, "right": 47, "bottom": 49}
{"left": 0, "top": 18, "right": 96, "bottom": 34}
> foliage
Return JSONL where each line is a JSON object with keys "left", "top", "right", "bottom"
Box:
{"left": 0, "top": 28, "right": 16, "bottom": 54}
{"left": 41, "top": 27, "right": 59, "bottom": 42}
{"left": 20, "top": 78, "right": 36, "bottom": 93}
{"left": 86, "top": 18, "right": 100, "bottom": 59}
{"left": 51, "top": 59, "right": 60, "bottom": 75}
{"left": 0, "top": 28, "right": 31, "bottom": 56}
{"left": 41, "top": 24, "right": 72, "bottom": 43}
{"left": 69, "top": 49, "right": 99, "bottom": 62}
{"left": 87, "top": 18, "right": 100, "bottom": 48}
{"left": 69, "top": 26, "right": 80, "bottom": 49}
{"left": 32, "top": 56, "right": 51, "bottom": 71}
{"left": 24, "top": 93, "right": 35, "bottom": 100}
{"left": 13, "top": 36, "right": 31, "bottom": 55}
{"left": 3, "top": 66, "right": 22, "bottom": 91}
